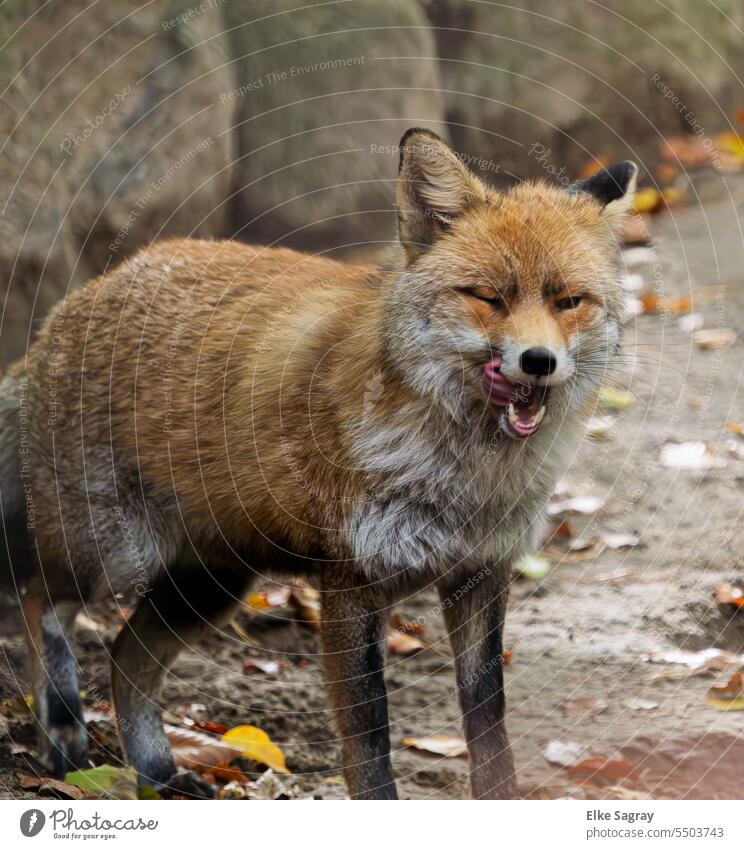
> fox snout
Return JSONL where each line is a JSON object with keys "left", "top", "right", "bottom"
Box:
{"left": 497, "top": 338, "right": 575, "bottom": 388}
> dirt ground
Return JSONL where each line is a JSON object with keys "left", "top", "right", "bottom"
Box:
{"left": 2, "top": 174, "right": 744, "bottom": 800}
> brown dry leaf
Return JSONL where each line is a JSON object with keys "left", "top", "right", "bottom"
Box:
{"left": 655, "top": 162, "right": 678, "bottom": 183}
{"left": 715, "top": 582, "right": 744, "bottom": 613}
{"left": 660, "top": 135, "right": 713, "bottom": 168}
{"left": 387, "top": 627, "right": 426, "bottom": 656}
{"left": 578, "top": 156, "right": 609, "bottom": 179}
{"left": 693, "top": 328, "right": 737, "bottom": 350}
{"left": 289, "top": 585, "right": 321, "bottom": 630}
{"left": 727, "top": 421, "right": 743, "bottom": 435}
{"left": 567, "top": 757, "right": 638, "bottom": 783}
{"left": 706, "top": 672, "right": 744, "bottom": 711}
{"left": 403, "top": 735, "right": 468, "bottom": 758}
{"left": 563, "top": 697, "right": 608, "bottom": 718}
{"left": 165, "top": 724, "right": 241, "bottom": 772}
{"left": 640, "top": 293, "right": 692, "bottom": 315}
{"left": 389, "top": 613, "right": 426, "bottom": 636}
{"left": 16, "top": 773, "right": 86, "bottom": 799}
{"left": 503, "top": 648, "right": 513, "bottom": 665}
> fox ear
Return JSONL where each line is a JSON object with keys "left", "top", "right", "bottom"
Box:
{"left": 572, "top": 161, "right": 638, "bottom": 235}
{"left": 396, "top": 128, "right": 487, "bottom": 260}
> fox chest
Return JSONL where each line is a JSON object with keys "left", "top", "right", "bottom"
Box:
{"left": 346, "top": 471, "right": 549, "bottom": 581}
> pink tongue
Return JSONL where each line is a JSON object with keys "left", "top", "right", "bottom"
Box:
{"left": 483, "top": 356, "right": 525, "bottom": 407}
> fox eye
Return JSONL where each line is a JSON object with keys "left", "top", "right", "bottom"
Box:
{"left": 555, "top": 295, "right": 584, "bottom": 311}
{"left": 463, "top": 286, "right": 505, "bottom": 309}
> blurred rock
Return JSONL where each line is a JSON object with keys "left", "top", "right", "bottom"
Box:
{"left": 0, "top": 0, "right": 234, "bottom": 364}
{"left": 424, "top": 0, "right": 744, "bottom": 183}
{"left": 224, "top": 0, "right": 445, "bottom": 255}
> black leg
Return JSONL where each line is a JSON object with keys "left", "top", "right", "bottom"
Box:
{"left": 110, "top": 562, "right": 250, "bottom": 789}
{"left": 439, "top": 567, "right": 516, "bottom": 799}
{"left": 320, "top": 569, "right": 397, "bottom": 799}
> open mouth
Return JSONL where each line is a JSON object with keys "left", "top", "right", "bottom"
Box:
{"left": 482, "top": 355, "right": 549, "bottom": 439}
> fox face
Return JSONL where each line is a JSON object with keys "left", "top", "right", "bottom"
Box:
{"left": 386, "top": 129, "right": 636, "bottom": 441}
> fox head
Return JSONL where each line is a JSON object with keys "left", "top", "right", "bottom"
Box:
{"left": 384, "top": 128, "right": 637, "bottom": 441}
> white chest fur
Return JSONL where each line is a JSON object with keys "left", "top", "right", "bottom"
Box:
{"left": 345, "top": 407, "right": 577, "bottom": 581}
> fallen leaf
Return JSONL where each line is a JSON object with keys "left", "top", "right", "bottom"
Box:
{"left": 166, "top": 725, "right": 241, "bottom": 772}
{"left": 516, "top": 553, "right": 552, "bottom": 580}
{"left": 543, "top": 740, "right": 589, "bottom": 768}
{"left": 585, "top": 416, "right": 616, "bottom": 440}
{"left": 246, "top": 585, "right": 292, "bottom": 611}
{"left": 387, "top": 627, "right": 427, "bottom": 655}
{"left": 623, "top": 698, "right": 658, "bottom": 711}
{"left": 503, "top": 648, "right": 513, "bottom": 665}
{"left": 567, "top": 757, "right": 638, "bottom": 783}
{"left": 715, "top": 131, "right": 744, "bottom": 162}
{"left": 706, "top": 672, "right": 744, "bottom": 711}
{"left": 598, "top": 386, "right": 635, "bottom": 411}
{"left": 660, "top": 135, "right": 713, "bottom": 168}
{"left": 647, "top": 648, "right": 744, "bottom": 671}
{"left": 563, "top": 697, "right": 608, "bottom": 717}
{"left": 693, "top": 328, "right": 736, "bottom": 350}
{"left": 64, "top": 765, "right": 138, "bottom": 799}
{"left": 16, "top": 773, "right": 85, "bottom": 799}
{"left": 659, "top": 441, "right": 726, "bottom": 471}
{"left": 656, "top": 162, "right": 678, "bottom": 183}
{"left": 715, "top": 582, "right": 744, "bottom": 612}
{"left": 243, "top": 658, "right": 282, "bottom": 675}
{"left": 578, "top": 156, "right": 609, "bottom": 179}
{"left": 603, "top": 532, "right": 640, "bottom": 550}
{"left": 222, "top": 725, "right": 290, "bottom": 774}
{"left": 547, "top": 495, "right": 605, "bottom": 517}
{"left": 403, "top": 735, "right": 468, "bottom": 758}
{"left": 677, "top": 313, "right": 704, "bottom": 332}
{"left": 246, "top": 769, "right": 293, "bottom": 800}
{"left": 640, "top": 293, "right": 692, "bottom": 315}
{"left": 727, "top": 421, "right": 744, "bottom": 435}
{"left": 389, "top": 613, "right": 426, "bottom": 636}
{"left": 633, "top": 187, "right": 663, "bottom": 214}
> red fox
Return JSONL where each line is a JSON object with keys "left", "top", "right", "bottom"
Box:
{"left": 0, "top": 129, "right": 635, "bottom": 799}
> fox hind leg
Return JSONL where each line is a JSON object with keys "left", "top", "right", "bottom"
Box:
{"left": 110, "top": 558, "right": 252, "bottom": 791}
{"left": 22, "top": 593, "right": 88, "bottom": 776}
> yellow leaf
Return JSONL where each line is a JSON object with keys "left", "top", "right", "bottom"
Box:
{"left": 247, "top": 593, "right": 270, "bottom": 611}
{"left": 598, "top": 386, "right": 635, "bottom": 411}
{"left": 633, "top": 187, "right": 662, "bottom": 214}
{"left": 221, "top": 725, "right": 290, "bottom": 774}
{"left": 716, "top": 131, "right": 744, "bottom": 161}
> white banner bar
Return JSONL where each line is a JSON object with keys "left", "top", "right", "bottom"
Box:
{"left": 2, "top": 799, "right": 742, "bottom": 848}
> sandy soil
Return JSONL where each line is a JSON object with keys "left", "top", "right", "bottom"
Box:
{"left": 2, "top": 175, "right": 744, "bottom": 800}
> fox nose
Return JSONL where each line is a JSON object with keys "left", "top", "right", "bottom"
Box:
{"left": 520, "top": 347, "right": 557, "bottom": 377}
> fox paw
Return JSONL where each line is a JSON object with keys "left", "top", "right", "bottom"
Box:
{"left": 157, "top": 770, "right": 216, "bottom": 799}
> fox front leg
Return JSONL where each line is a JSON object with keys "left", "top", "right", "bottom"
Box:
{"left": 320, "top": 569, "right": 397, "bottom": 799}
{"left": 439, "top": 568, "right": 516, "bottom": 799}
